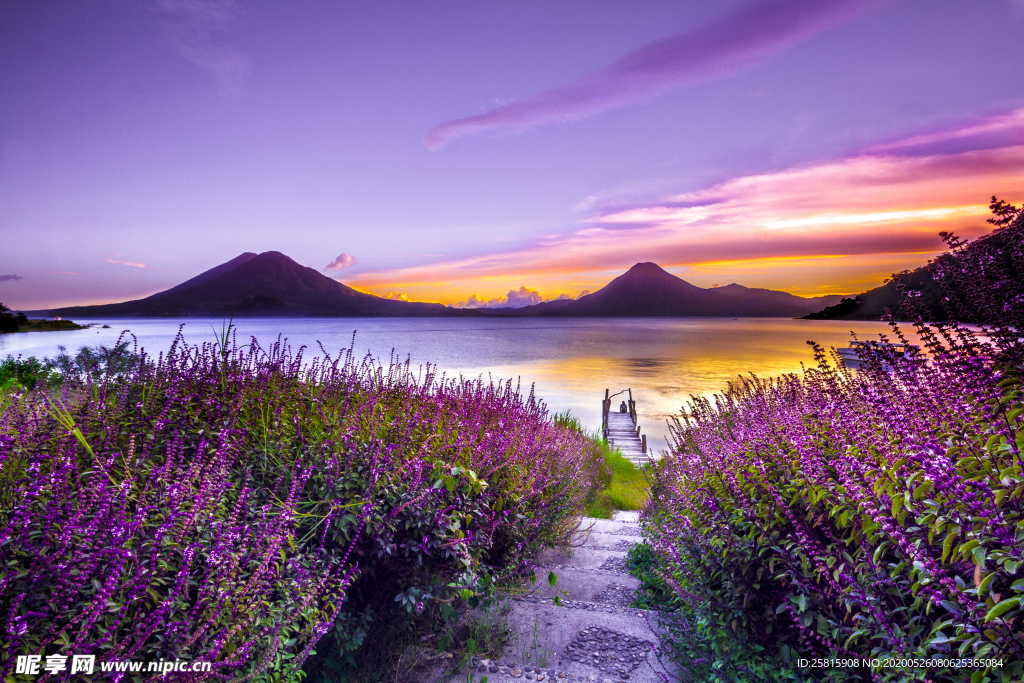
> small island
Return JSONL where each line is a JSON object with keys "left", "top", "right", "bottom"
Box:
{"left": 0, "top": 301, "right": 87, "bottom": 333}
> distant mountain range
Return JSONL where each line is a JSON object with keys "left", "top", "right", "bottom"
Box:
{"left": 37, "top": 252, "right": 845, "bottom": 318}
{"left": 494, "top": 262, "right": 844, "bottom": 316}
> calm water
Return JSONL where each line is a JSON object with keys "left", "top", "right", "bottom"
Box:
{"left": 0, "top": 317, "right": 904, "bottom": 453}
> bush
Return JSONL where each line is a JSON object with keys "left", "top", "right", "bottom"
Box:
{"left": 0, "top": 332, "right": 602, "bottom": 679}
{"left": 0, "top": 357, "right": 62, "bottom": 393}
{"left": 646, "top": 200, "right": 1024, "bottom": 681}
{"left": 0, "top": 303, "right": 18, "bottom": 334}
{"left": 646, "top": 319, "right": 1024, "bottom": 680}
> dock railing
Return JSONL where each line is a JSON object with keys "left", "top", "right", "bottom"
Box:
{"left": 601, "top": 387, "right": 647, "bottom": 454}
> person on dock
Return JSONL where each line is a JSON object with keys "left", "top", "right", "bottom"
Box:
{"left": 619, "top": 401, "right": 627, "bottom": 413}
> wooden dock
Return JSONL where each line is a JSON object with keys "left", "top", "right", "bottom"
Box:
{"left": 601, "top": 388, "right": 649, "bottom": 466}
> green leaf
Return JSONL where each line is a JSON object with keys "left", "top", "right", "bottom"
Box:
{"left": 844, "top": 628, "right": 868, "bottom": 648}
{"left": 873, "top": 541, "right": 889, "bottom": 565}
{"left": 978, "top": 571, "right": 997, "bottom": 597}
{"left": 958, "top": 539, "right": 979, "bottom": 560}
{"left": 547, "top": 571, "right": 558, "bottom": 587}
{"left": 984, "top": 597, "right": 1020, "bottom": 622}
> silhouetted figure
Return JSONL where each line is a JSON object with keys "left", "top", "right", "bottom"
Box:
{"left": 619, "top": 401, "right": 627, "bottom": 413}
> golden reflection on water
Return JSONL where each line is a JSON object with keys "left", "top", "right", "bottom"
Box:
{"left": 471, "top": 318, "right": 911, "bottom": 453}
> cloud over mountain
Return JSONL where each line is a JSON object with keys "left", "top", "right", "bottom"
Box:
{"left": 325, "top": 253, "right": 357, "bottom": 270}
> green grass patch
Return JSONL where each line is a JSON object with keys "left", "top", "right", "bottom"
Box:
{"left": 584, "top": 439, "right": 649, "bottom": 518}
{"left": 552, "top": 411, "right": 649, "bottom": 518}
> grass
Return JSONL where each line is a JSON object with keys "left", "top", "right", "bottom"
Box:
{"left": 583, "top": 438, "right": 649, "bottom": 518}
{"left": 552, "top": 411, "right": 649, "bottom": 518}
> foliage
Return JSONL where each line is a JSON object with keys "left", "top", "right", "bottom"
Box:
{"left": 0, "top": 331, "right": 602, "bottom": 679}
{"left": 0, "top": 339, "right": 140, "bottom": 396}
{"left": 47, "top": 339, "right": 142, "bottom": 380}
{"left": 0, "top": 303, "right": 25, "bottom": 334}
{"left": 0, "top": 357, "right": 62, "bottom": 393}
{"left": 626, "top": 543, "right": 677, "bottom": 611}
{"left": 645, "top": 204, "right": 1024, "bottom": 681}
{"left": 626, "top": 542, "right": 793, "bottom": 681}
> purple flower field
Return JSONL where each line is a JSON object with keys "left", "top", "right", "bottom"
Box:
{"left": 645, "top": 209, "right": 1024, "bottom": 680}
{"left": 0, "top": 333, "right": 603, "bottom": 679}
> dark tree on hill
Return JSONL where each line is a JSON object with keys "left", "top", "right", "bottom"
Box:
{"left": 987, "top": 195, "right": 1022, "bottom": 228}
{"left": 0, "top": 302, "right": 20, "bottom": 333}
{"left": 927, "top": 196, "right": 1024, "bottom": 353}
{"left": 806, "top": 195, "right": 1024, "bottom": 327}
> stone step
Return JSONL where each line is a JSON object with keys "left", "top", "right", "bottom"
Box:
{"left": 428, "top": 511, "right": 674, "bottom": 683}
{"left": 460, "top": 601, "right": 674, "bottom": 682}
{"left": 517, "top": 566, "right": 640, "bottom": 605}
{"left": 541, "top": 548, "right": 632, "bottom": 576}
{"left": 573, "top": 530, "right": 643, "bottom": 551}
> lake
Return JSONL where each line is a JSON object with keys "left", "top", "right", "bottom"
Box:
{"left": 0, "top": 317, "right": 904, "bottom": 453}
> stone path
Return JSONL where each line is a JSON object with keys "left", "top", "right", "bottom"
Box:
{"left": 439, "top": 511, "right": 678, "bottom": 682}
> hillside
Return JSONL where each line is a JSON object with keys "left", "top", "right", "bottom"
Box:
{"left": 805, "top": 204, "right": 1024, "bottom": 321}
{"left": 41, "top": 251, "right": 461, "bottom": 317}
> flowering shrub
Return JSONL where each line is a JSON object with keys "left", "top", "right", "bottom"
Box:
{"left": 646, "top": 207, "right": 1024, "bottom": 681}
{"left": 0, "top": 332, "right": 601, "bottom": 679}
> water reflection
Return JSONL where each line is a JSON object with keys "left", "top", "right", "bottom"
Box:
{"left": 0, "top": 316, "right": 909, "bottom": 453}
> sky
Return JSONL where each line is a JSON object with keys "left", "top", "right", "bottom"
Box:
{"left": 2, "top": 0, "right": 1024, "bottom": 310}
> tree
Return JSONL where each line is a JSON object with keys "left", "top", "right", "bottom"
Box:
{"left": 0, "top": 302, "right": 19, "bottom": 333}
{"left": 987, "top": 195, "right": 1022, "bottom": 229}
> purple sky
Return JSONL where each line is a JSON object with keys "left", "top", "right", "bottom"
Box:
{"left": 3, "top": 0, "right": 1024, "bottom": 309}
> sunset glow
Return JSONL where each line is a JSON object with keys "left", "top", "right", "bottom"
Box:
{"left": 351, "top": 119, "right": 1024, "bottom": 304}
{"left": 3, "top": 2, "right": 1023, "bottom": 309}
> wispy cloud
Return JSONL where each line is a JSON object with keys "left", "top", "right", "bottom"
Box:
{"left": 105, "top": 258, "right": 148, "bottom": 269}
{"left": 0, "top": 274, "right": 23, "bottom": 282}
{"left": 157, "top": 0, "right": 249, "bottom": 94}
{"left": 359, "top": 107, "right": 1024, "bottom": 301}
{"left": 324, "top": 252, "right": 357, "bottom": 270}
{"left": 864, "top": 108, "right": 1024, "bottom": 158}
{"left": 426, "top": 0, "right": 867, "bottom": 149}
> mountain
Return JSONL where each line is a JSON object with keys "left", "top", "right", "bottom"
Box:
{"left": 37, "top": 255, "right": 844, "bottom": 319}
{"left": 41, "top": 251, "right": 461, "bottom": 317}
{"left": 495, "top": 262, "right": 844, "bottom": 317}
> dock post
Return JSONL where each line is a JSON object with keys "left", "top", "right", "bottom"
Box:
{"left": 641, "top": 434, "right": 647, "bottom": 454}
{"left": 601, "top": 388, "right": 610, "bottom": 441}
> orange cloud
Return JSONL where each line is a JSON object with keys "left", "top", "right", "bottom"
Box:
{"left": 353, "top": 108, "right": 1024, "bottom": 303}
